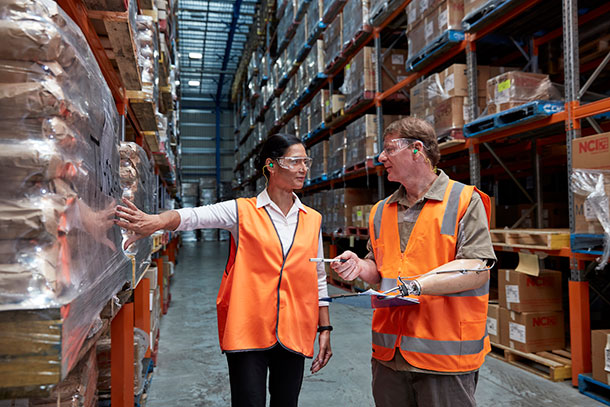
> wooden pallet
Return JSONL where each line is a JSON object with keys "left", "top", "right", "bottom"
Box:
{"left": 127, "top": 90, "right": 158, "bottom": 132}
{"left": 489, "top": 342, "right": 572, "bottom": 382}
{"left": 490, "top": 228, "right": 570, "bottom": 250}
{"left": 85, "top": 0, "right": 142, "bottom": 91}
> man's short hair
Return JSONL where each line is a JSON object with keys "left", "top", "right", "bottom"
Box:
{"left": 383, "top": 117, "right": 440, "bottom": 167}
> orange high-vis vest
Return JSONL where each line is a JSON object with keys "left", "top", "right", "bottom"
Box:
{"left": 369, "top": 180, "right": 492, "bottom": 372}
{"left": 217, "top": 197, "right": 322, "bottom": 357}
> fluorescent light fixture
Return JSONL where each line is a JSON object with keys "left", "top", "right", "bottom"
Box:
{"left": 175, "top": 80, "right": 180, "bottom": 86}
{"left": 188, "top": 52, "right": 202, "bottom": 59}
{"left": 188, "top": 80, "right": 200, "bottom": 87}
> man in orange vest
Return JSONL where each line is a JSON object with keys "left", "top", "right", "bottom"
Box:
{"left": 332, "top": 117, "right": 496, "bottom": 406}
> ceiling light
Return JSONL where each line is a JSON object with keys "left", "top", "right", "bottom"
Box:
{"left": 175, "top": 80, "right": 180, "bottom": 86}
{"left": 188, "top": 52, "right": 202, "bottom": 59}
{"left": 188, "top": 80, "right": 200, "bottom": 87}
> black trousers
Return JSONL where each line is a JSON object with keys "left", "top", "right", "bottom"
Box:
{"left": 225, "top": 344, "right": 305, "bottom": 407}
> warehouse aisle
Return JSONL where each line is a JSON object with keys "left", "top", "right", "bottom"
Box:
{"left": 147, "top": 241, "right": 600, "bottom": 407}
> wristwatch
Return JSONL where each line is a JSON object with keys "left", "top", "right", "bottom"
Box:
{"left": 317, "top": 325, "right": 333, "bottom": 333}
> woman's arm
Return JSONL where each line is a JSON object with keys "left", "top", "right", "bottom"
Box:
{"left": 311, "top": 306, "right": 332, "bottom": 373}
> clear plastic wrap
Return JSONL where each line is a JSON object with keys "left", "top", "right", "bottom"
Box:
{"left": 486, "top": 71, "right": 562, "bottom": 114}
{"left": 135, "top": 14, "right": 159, "bottom": 104}
{"left": 341, "top": 0, "right": 370, "bottom": 47}
{"left": 571, "top": 169, "right": 610, "bottom": 269}
{"left": 119, "top": 142, "right": 153, "bottom": 283}
{"left": 308, "top": 140, "right": 328, "bottom": 179}
{"left": 344, "top": 115, "right": 378, "bottom": 169}
{"left": 327, "top": 130, "right": 346, "bottom": 175}
{"left": 323, "top": 11, "right": 342, "bottom": 63}
{"left": 0, "top": 0, "right": 131, "bottom": 389}
{"left": 341, "top": 46, "right": 375, "bottom": 108}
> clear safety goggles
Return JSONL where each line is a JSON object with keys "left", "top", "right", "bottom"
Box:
{"left": 276, "top": 156, "right": 313, "bottom": 170}
{"left": 381, "top": 138, "right": 419, "bottom": 156}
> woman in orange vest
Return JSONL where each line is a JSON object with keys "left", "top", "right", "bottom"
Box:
{"left": 115, "top": 134, "right": 332, "bottom": 407}
{"left": 331, "top": 117, "right": 495, "bottom": 407}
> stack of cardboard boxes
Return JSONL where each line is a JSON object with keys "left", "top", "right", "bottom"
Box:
{"left": 308, "top": 140, "right": 329, "bottom": 180}
{"left": 486, "top": 71, "right": 560, "bottom": 114}
{"left": 494, "top": 269, "right": 564, "bottom": 353}
{"left": 406, "top": 0, "right": 464, "bottom": 61}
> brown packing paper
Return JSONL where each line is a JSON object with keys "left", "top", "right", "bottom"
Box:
{"left": 515, "top": 252, "right": 541, "bottom": 276}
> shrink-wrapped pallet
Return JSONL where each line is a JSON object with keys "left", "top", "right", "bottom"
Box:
{"left": 119, "top": 142, "right": 154, "bottom": 282}
{"left": 0, "top": 0, "right": 131, "bottom": 391}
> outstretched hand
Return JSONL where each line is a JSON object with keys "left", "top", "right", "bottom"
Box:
{"left": 331, "top": 250, "right": 363, "bottom": 281}
{"left": 115, "top": 198, "right": 160, "bottom": 250}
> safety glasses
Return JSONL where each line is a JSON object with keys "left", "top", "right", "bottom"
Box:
{"left": 381, "top": 138, "right": 418, "bottom": 156}
{"left": 276, "top": 156, "right": 313, "bottom": 170}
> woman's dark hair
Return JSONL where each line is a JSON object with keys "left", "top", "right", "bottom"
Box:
{"left": 256, "top": 133, "right": 304, "bottom": 171}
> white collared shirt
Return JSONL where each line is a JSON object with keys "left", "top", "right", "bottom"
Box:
{"left": 175, "top": 189, "right": 329, "bottom": 306}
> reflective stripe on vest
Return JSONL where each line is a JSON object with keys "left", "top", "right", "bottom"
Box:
{"left": 372, "top": 331, "right": 398, "bottom": 348}
{"left": 441, "top": 182, "right": 465, "bottom": 235}
{"left": 379, "top": 277, "right": 397, "bottom": 292}
{"left": 400, "top": 333, "right": 487, "bottom": 356}
{"left": 372, "top": 197, "right": 390, "bottom": 241}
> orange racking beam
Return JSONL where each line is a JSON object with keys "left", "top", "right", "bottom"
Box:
{"left": 111, "top": 302, "right": 135, "bottom": 407}
{"left": 154, "top": 257, "right": 164, "bottom": 314}
{"left": 574, "top": 97, "right": 610, "bottom": 120}
{"left": 134, "top": 278, "right": 151, "bottom": 358}
{"left": 569, "top": 278, "right": 592, "bottom": 386}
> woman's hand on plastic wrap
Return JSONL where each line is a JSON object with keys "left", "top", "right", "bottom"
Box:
{"left": 78, "top": 199, "right": 117, "bottom": 251}
{"left": 115, "top": 198, "right": 161, "bottom": 250}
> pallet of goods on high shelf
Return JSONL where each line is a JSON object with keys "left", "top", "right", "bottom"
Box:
{"left": 326, "top": 130, "right": 346, "bottom": 178}
{"left": 323, "top": 9, "right": 343, "bottom": 69}
{"left": 463, "top": 71, "right": 563, "bottom": 138}
{"left": 128, "top": 14, "right": 160, "bottom": 136}
{"left": 119, "top": 142, "right": 154, "bottom": 285}
{"left": 570, "top": 133, "right": 610, "bottom": 263}
{"left": 308, "top": 140, "right": 329, "bottom": 184}
{"left": 84, "top": 0, "right": 142, "bottom": 91}
{"left": 461, "top": 0, "right": 530, "bottom": 32}
{"left": 406, "top": 0, "right": 465, "bottom": 72}
{"left": 369, "top": 0, "right": 406, "bottom": 26}
{"left": 0, "top": 0, "right": 132, "bottom": 395}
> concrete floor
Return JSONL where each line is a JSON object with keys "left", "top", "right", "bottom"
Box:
{"left": 147, "top": 241, "right": 601, "bottom": 406}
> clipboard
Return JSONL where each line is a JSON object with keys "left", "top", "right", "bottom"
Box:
{"left": 321, "top": 289, "right": 420, "bottom": 309}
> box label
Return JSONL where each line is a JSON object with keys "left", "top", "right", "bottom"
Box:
{"left": 425, "top": 20, "right": 434, "bottom": 40}
{"left": 509, "top": 322, "right": 526, "bottom": 343}
{"left": 419, "top": 0, "right": 429, "bottom": 15}
{"left": 497, "top": 79, "right": 511, "bottom": 93}
{"left": 391, "top": 54, "right": 404, "bottom": 65}
{"left": 487, "top": 316, "right": 498, "bottom": 336}
{"left": 505, "top": 285, "right": 520, "bottom": 303}
{"left": 439, "top": 10, "right": 448, "bottom": 30}
{"left": 408, "top": 7, "right": 416, "bottom": 24}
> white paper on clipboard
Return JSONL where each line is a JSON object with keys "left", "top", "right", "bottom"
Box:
{"left": 321, "top": 289, "right": 420, "bottom": 309}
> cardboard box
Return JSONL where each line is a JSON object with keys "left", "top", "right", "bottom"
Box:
{"left": 434, "top": 96, "right": 466, "bottom": 135}
{"left": 592, "top": 329, "right": 610, "bottom": 385}
{"left": 498, "top": 269, "right": 562, "bottom": 312}
{"left": 487, "top": 302, "right": 500, "bottom": 344}
{"left": 500, "top": 307, "right": 565, "bottom": 353}
{"left": 441, "top": 63, "right": 489, "bottom": 98}
{"left": 464, "top": 0, "right": 488, "bottom": 16}
{"left": 572, "top": 132, "right": 610, "bottom": 233}
{"left": 572, "top": 132, "right": 610, "bottom": 170}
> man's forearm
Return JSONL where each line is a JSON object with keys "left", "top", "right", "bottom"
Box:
{"left": 417, "top": 259, "right": 489, "bottom": 296}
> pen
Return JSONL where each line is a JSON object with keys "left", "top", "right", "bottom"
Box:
{"left": 309, "top": 258, "right": 348, "bottom": 263}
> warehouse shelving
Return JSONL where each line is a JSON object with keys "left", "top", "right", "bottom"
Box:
{"left": 232, "top": 0, "right": 610, "bottom": 388}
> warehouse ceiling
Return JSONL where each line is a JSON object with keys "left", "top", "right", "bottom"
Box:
{"left": 178, "top": 0, "right": 258, "bottom": 105}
